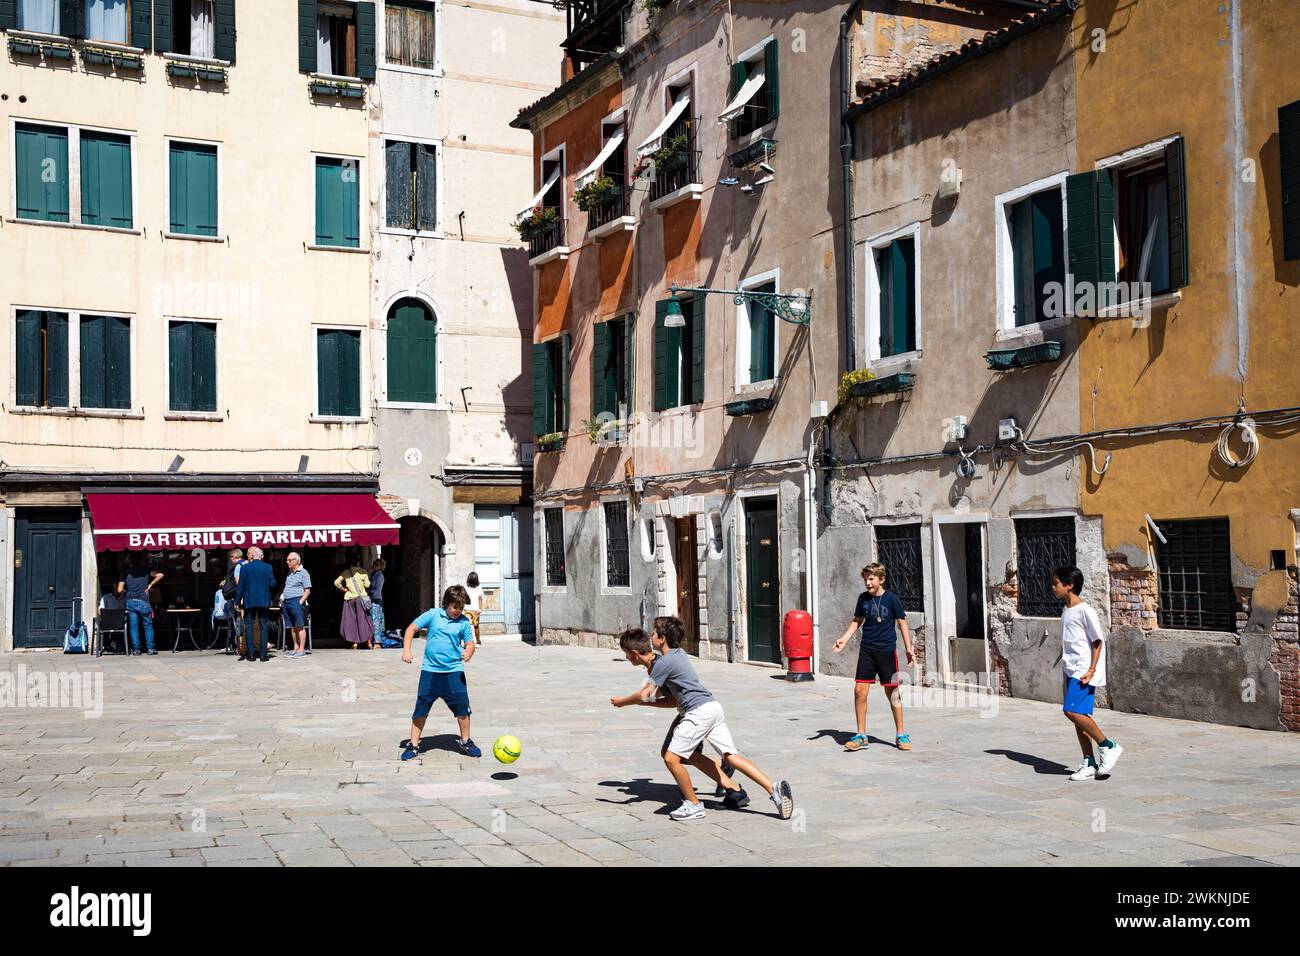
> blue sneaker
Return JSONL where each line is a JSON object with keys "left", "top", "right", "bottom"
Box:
{"left": 400, "top": 745, "right": 419, "bottom": 761}
{"left": 457, "top": 738, "right": 482, "bottom": 758}
{"left": 844, "top": 733, "right": 869, "bottom": 752}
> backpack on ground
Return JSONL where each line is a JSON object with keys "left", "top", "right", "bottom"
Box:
{"left": 63, "top": 621, "right": 89, "bottom": 654}
{"left": 379, "top": 630, "right": 403, "bottom": 648}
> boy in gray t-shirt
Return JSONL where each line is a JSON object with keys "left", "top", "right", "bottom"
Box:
{"left": 611, "top": 618, "right": 794, "bottom": 822}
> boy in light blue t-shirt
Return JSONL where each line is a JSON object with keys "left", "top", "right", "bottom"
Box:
{"left": 400, "top": 585, "right": 480, "bottom": 760}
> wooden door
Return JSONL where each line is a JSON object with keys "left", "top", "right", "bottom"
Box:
{"left": 674, "top": 517, "right": 699, "bottom": 655}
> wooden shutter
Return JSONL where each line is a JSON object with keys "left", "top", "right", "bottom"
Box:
{"left": 192, "top": 322, "right": 217, "bottom": 412}
{"left": 15, "top": 310, "right": 42, "bottom": 407}
{"left": 591, "top": 320, "right": 610, "bottom": 418}
{"left": 1030, "top": 190, "right": 1064, "bottom": 324}
{"left": 1164, "top": 136, "right": 1189, "bottom": 290}
{"left": 315, "top": 158, "right": 358, "bottom": 247}
{"left": 81, "top": 132, "right": 133, "bottom": 230}
{"left": 338, "top": 330, "right": 361, "bottom": 417}
{"left": 45, "top": 313, "right": 68, "bottom": 407}
{"left": 1282, "top": 100, "right": 1300, "bottom": 261}
{"left": 316, "top": 329, "right": 338, "bottom": 416}
{"left": 355, "top": 1, "right": 376, "bottom": 80}
{"left": 728, "top": 60, "right": 745, "bottom": 139}
{"left": 79, "top": 315, "right": 106, "bottom": 409}
{"left": 298, "top": 0, "right": 318, "bottom": 72}
{"left": 59, "top": 0, "right": 81, "bottom": 37}
{"left": 0, "top": 3, "right": 16, "bottom": 32}
{"left": 16, "top": 124, "right": 69, "bottom": 223}
{"left": 130, "top": 0, "right": 152, "bottom": 49}
{"left": 105, "top": 315, "right": 131, "bottom": 409}
{"left": 170, "top": 142, "right": 218, "bottom": 236}
{"left": 214, "top": 0, "right": 236, "bottom": 62}
{"left": 387, "top": 301, "right": 436, "bottom": 403}
{"left": 1009, "top": 200, "right": 1030, "bottom": 328}
{"left": 560, "top": 331, "right": 571, "bottom": 431}
{"left": 882, "top": 242, "right": 914, "bottom": 351}
{"left": 154, "top": 0, "right": 172, "bottom": 53}
{"left": 690, "top": 292, "right": 706, "bottom": 404}
{"left": 623, "top": 312, "right": 635, "bottom": 414}
{"left": 417, "top": 144, "right": 437, "bottom": 232}
{"left": 764, "top": 39, "right": 780, "bottom": 122}
{"left": 653, "top": 299, "right": 673, "bottom": 411}
{"left": 1066, "top": 170, "right": 1116, "bottom": 307}
{"left": 169, "top": 322, "right": 192, "bottom": 411}
{"left": 385, "top": 140, "right": 412, "bottom": 229}
{"left": 532, "top": 343, "right": 549, "bottom": 435}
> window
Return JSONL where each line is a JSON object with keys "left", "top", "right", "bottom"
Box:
{"left": 314, "top": 156, "right": 361, "bottom": 248}
{"left": 531, "top": 334, "right": 570, "bottom": 436}
{"left": 306, "top": 0, "right": 375, "bottom": 79}
{"left": 316, "top": 328, "right": 362, "bottom": 418}
{"left": 653, "top": 293, "right": 704, "bottom": 411}
{"left": 14, "top": 122, "right": 135, "bottom": 229}
{"left": 1015, "top": 517, "right": 1076, "bottom": 617}
{"left": 591, "top": 315, "right": 631, "bottom": 419}
{"left": 1114, "top": 149, "right": 1185, "bottom": 296}
{"left": 385, "top": 0, "right": 435, "bottom": 70}
{"left": 875, "top": 524, "right": 924, "bottom": 613}
{"left": 84, "top": 0, "right": 129, "bottom": 44}
{"left": 170, "top": 0, "right": 215, "bottom": 58}
{"left": 14, "top": 123, "right": 70, "bottom": 224}
{"left": 1281, "top": 100, "right": 1300, "bottom": 261}
{"left": 18, "top": 1, "right": 61, "bottom": 34}
{"left": 168, "top": 140, "right": 218, "bottom": 237}
{"left": 725, "top": 39, "right": 779, "bottom": 138}
{"left": 738, "top": 281, "right": 777, "bottom": 385}
{"left": 1156, "top": 518, "right": 1235, "bottom": 632}
{"left": 865, "top": 226, "right": 919, "bottom": 360}
{"left": 79, "top": 130, "right": 133, "bottom": 229}
{"left": 544, "top": 507, "right": 566, "bottom": 587}
{"left": 79, "top": 314, "right": 131, "bottom": 410}
{"left": 167, "top": 320, "right": 217, "bottom": 413}
{"left": 384, "top": 139, "right": 436, "bottom": 232}
{"left": 14, "top": 310, "right": 69, "bottom": 408}
{"left": 1007, "top": 189, "right": 1063, "bottom": 327}
{"left": 604, "top": 501, "right": 630, "bottom": 588}
{"left": 386, "top": 299, "right": 437, "bottom": 403}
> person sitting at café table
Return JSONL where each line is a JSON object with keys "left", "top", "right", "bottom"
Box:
{"left": 281, "top": 552, "right": 313, "bottom": 659}
{"left": 236, "top": 546, "right": 277, "bottom": 663}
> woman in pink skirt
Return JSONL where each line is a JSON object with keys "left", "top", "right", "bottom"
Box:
{"left": 334, "top": 555, "right": 375, "bottom": 649}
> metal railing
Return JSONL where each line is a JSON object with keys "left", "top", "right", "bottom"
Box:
{"left": 528, "top": 214, "right": 568, "bottom": 259}
{"left": 650, "top": 122, "right": 701, "bottom": 202}
{"left": 588, "top": 184, "right": 627, "bottom": 229}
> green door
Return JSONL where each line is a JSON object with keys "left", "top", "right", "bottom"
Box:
{"left": 745, "top": 500, "right": 781, "bottom": 664}
{"left": 13, "top": 509, "right": 82, "bottom": 648}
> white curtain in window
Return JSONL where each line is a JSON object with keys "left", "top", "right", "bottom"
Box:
{"left": 18, "top": 0, "right": 60, "bottom": 34}
{"left": 85, "top": 0, "right": 128, "bottom": 44}
{"left": 191, "top": 0, "right": 215, "bottom": 59}
{"left": 637, "top": 93, "right": 691, "bottom": 157}
{"left": 316, "top": 16, "right": 334, "bottom": 74}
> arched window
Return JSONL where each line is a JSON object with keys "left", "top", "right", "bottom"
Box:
{"left": 386, "top": 298, "right": 437, "bottom": 403}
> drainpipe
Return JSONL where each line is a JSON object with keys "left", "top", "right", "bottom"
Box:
{"left": 803, "top": 438, "right": 820, "bottom": 671}
{"left": 839, "top": 0, "right": 869, "bottom": 375}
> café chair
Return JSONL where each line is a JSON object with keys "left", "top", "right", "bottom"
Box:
{"left": 95, "top": 609, "right": 128, "bottom": 657}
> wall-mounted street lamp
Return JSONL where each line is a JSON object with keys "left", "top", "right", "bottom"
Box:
{"left": 664, "top": 283, "right": 813, "bottom": 328}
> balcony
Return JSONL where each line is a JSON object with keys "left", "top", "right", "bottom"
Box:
{"left": 649, "top": 124, "right": 703, "bottom": 212}
{"left": 587, "top": 184, "right": 635, "bottom": 241}
{"left": 527, "top": 214, "right": 570, "bottom": 267}
{"left": 563, "top": 0, "right": 630, "bottom": 73}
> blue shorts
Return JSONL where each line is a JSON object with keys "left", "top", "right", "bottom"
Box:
{"left": 1063, "top": 675, "right": 1096, "bottom": 716}
{"left": 412, "top": 669, "right": 471, "bottom": 720}
{"left": 282, "top": 597, "right": 305, "bottom": 628}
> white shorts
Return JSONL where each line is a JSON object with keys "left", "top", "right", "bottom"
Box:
{"left": 665, "top": 701, "right": 738, "bottom": 759}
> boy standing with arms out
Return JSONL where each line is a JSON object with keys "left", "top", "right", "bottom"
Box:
{"left": 611, "top": 619, "right": 794, "bottom": 822}
{"left": 832, "top": 562, "right": 915, "bottom": 752}
{"left": 1053, "top": 566, "right": 1122, "bottom": 781}
{"left": 400, "top": 585, "right": 481, "bottom": 760}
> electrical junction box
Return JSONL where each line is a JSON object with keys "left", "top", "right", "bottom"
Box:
{"left": 810, "top": 400, "right": 829, "bottom": 419}
{"left": 997, "top": 418, "right": 1019, "bottom": 442}
{"left": 949, "top": 415, "right": 968, "bottom": 441}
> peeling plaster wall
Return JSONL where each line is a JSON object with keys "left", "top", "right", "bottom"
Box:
{"left": 853, "top": 7, "right": 1009, "bottom": 96}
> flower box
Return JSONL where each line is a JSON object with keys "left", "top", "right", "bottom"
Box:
{"left": 847, "top": 372, "right": 914, "bottom": 399}
{"left": 984, "top": 340, "right": 1063, "bottom": 371}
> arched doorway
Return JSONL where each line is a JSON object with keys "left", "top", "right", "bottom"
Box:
{"left": 385, "top": 515, "right": 444, "bottom": 630}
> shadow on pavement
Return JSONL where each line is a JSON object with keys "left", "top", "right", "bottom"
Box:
{"left": 807, "top": 728, "right": 891, "bottom": 748}
{"left": 596, "top": 778, "right": 682, "bottom": 813}
{"left": 985, "top": 749, "right": 1072, "bottom": 775}
{"left": 397, "top": 734, "right": 464, "bottom": 755}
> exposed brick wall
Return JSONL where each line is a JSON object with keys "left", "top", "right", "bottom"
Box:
{"left": 1268, "top": 568, "right": 1300, "bottom": 732}
{"left": 1108, "top": 552, "right": 1158, "bottom": 630}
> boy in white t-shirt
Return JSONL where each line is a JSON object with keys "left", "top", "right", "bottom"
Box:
{"left": 1052, "top": 566, "right": 1123, "bottom": 781}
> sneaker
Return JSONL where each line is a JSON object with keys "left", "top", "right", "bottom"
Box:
{"left": 844, "top": 733, "right": 869, "bottom": 752}
{"left": 1097, "top": 742, "right": 1123, "bottom": 776}
{"left": 769, "top": 779, "right": 794, "bottom": 820}
{"left": 400, "top": 745, "right": 419, "bottom": 761}
{"left": 669, "top": 800, "right": 706, "bottom": 821}
{"left": 713, "top": 762, "right": 736, "bottom": 797}
{"left": 722, "top": 788, "right": 750, "bottom": 811}
{"left": 146, "top": 649, "right": 158, "bottom": 656}
{"left": 1069, "top": 757, "right": 1097, "bottom": 781}
{"left": 896, "top": 733, "right": 912, "bottom": 751}
{"left": 457, "top": 738, "right": 482, "bottom": 758}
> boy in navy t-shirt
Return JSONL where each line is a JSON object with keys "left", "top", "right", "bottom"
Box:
{"left": 832, "top": 562, "right": 915, "bottom": 752}
{"left": 400, "top": 585, "right": 480, "bottom": 760}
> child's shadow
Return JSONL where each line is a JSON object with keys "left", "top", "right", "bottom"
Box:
{"left": 985, "top": 749, "right": 1072, "bottom": 775}
{"left": 399, "top": 734, "right": 463, "bottom": 755}
{"left": 808, "top": 729, "right": 890, "bottom": 747}
{"left": 596, "top": 778, "right": 683, "bottom": 814}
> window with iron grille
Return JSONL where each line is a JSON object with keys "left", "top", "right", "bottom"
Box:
{"left": 544, "top": 507, "right": 566, "bottom": 587}
{"left": 1015, "top": 517, "right": 1076, "bottom": 616}
{"left": 604, "top": 501, "right": 630, "bottom": 588}
{"left": 1156, "top": 518, "right": 1235, "bottom": 632}
{"left": 875, "top": 524, "right": 924, "bottom": 613}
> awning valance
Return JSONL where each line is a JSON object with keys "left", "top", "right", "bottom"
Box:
{"left": 516, "top": 166, "right": 561, "bottom": 219}
{"left": 637, "top": 93, "right": 691, "bottom": 157}
{"left": 86, "top": 493, "right": 400, "bottom": 552}
{"left": 719, "top": 70, "right": 765, "bottom": 123}
{"left": 575, "top": 129, "right": 626, "bottom": 189}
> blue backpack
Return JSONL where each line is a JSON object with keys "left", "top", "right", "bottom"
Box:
{"left": 63, "top": 621, "right": 89, "bottom": 654}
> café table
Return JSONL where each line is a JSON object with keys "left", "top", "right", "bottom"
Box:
{"left": 167, "top": 607, "right": 203, "bottom": 653}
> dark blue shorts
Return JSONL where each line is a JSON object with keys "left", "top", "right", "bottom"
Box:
{"left": 1063, "top": 675, "right": 1097, "bottom": 716}
{"left": 412, "top": 669, "right": 471, "bottom": 720}
{"left": 282, "top": 597, "right": 305, "bottom": 628}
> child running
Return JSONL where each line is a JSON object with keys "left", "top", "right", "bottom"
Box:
{"left": 832, "top": 562, "right": 915, "bottom": 752}
{"left": 400, "top": 585, "right": 481, "bottom": 760}
{"left": 611, "top": 619, "right": 794, "bottom": 822}
{"left": 1052, "top": 566, "right": 1122, "bottom": 781}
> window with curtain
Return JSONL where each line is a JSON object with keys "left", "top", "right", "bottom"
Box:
{"left": 84, "top": 0, "right": 129, "bottom": 44}
{"left": 317, "top": 2, "right": 358, "bottom": 76}
{"left": 18, "top": 0, "right": 60, "bottom": 34}
{"left": 170, "top": 0, "right": 215, "bottom": 58}
{"left": 386, "top": 0, "right": 436, "bottom": 70}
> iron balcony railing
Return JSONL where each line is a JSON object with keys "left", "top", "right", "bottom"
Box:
{"left": 588, "top": 184, "right": 627, "bottom": 229}
{"left": 528, "top": 214, "right": 568, "bottom": 259}
{"left": 650, "top": 121, "right": 701, "bottom": 203}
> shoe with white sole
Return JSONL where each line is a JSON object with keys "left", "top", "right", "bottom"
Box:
{"left": 1069, "top": 757, "right": 1097, "bottom": 781}
{"left": 769, "top": 779, "right": 794, "bottom": 819}
{"left": 1097, "top": 742, "right": 1123, "bottom": 775}
{"left": 669, "top": 800, "right": 705, "bottom": 821}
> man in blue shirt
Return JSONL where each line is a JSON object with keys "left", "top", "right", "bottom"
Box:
{"left": 400, "top": 585, "right": 479, "bottom": 760}
{"left": 117, "top": 556, "right": 163, "bottom": 655}
{"left": 235, "top": 546, "right": 277, "bottom": 662}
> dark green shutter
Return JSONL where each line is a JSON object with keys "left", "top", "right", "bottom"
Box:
{"left": 355, "top": 2, "right": 376, "bottom": 80}
{"left": 15, "top": 310, "right": 41, "bottom": 406}
{"left": 591, "top": 321, "right": 610, "bottom": 417}
{"left": 59, "top": 0, "right": 80, "bottom": 37}
{"left": 728, "top": 61, "right": 745, "bottom": 139}
{"left": 385, "top": 140, "right": 412, "bottom": 229}
{"left": 105, "top": 315, "right": 131, "bottom": 409}
{"left": 15, "top": 124, "right": 70, "bottom": 223}
{"left": 653, "top": 299, "right": 675, "bottom": 411}
{"left": 317, "top": 330, "right": 339, "bottom": 416}
{"left": 154, "top": 0, "right": 172, "bottom": 53}
{"left": 339, "top": 330, "right": 361, "bottom": 417}
{"left": 417, "top": 144, "right": 437, "bottom": 232}
{"left": 1009, "top": 200, "right": 1030, "bottom": 327}
{"left": 387, "top": 301, "right": 436, "bottom": 403}
{"left": 298, "top": 0, "right": 318, "bottom": 72}
{"left": 192, "top": 322, "right": 216, "bottom": 412}
{"left": 214, "top": 0, "right": 236, "bottom": 62}
{"left": 748, "top": 285, "right": 776, "bottom": 379}
{"left": 1066, "top": 170, "right": 1116, "bottom": 308}
{"left": 79, "top": 315, "right": 106, "bottom": 409}
{"left": 44, "top": 313, "right": 68, "bottom": 407}
{"left": 1282, "top": 100, "right": 1300, "bottom": 261}
{"left": 130, "top": 0, "right": 151, "bottom": 49}
{"left": 81, "top": 132, "right": 133, "bottom": 230}
{"left": 170, "top": 141, "right": 218, "bottom": 237}
{"left": 560, "top": 331, "right": 571, "bottom": 431}
{"left": 169, "top": 321, "right": 193, "bottom": 411}
{"left": 764, "top": 39, "right": 780, "bottom": 122}
{"left": 690, "top": 292, "right": 705, "bottom": 404}
{"left": 623, "top": 312, "right": 635, "bottom": 414}
{"left": 1164, "top": 136, "right": 1189, "bottom": 290}
{"left": 315, "top": 158, "right": 360, "bottom": 247}
{"left": 532, "top": 343, "right": 549, "bottom": 435}
{"left": 1030, "top": 190, "right": 1064, "bottom": 324}
{"left": 0, "top": 2, "right": 15, "bottom": 32}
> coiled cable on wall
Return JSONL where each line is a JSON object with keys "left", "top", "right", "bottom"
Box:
{"left": 1215, "top": 417, "right": 1259, "bottom": 469}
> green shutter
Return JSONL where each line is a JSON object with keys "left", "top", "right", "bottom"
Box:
{"left": 130, "top": 0, "right": 151, "bottom": 49}
{"left": 892, "top": 241, "right": 914, "bottom": 351}
{"left": 416, "top": 144, "right": 437, "bottom": 232}
{"left": 653, "top": 299, "right": 673, "bottom": 411}
{"left": 59, "top": 0, "right": 80, "bottom": 38}
{"left": 15, "top": 124, "right": 70, "bottom": 223}
{"left": 1066, "top": 170, "right": 1116, "bottom": 309}
{"left": 315, "top": 157, "right": 360, "bottom": 247}
{"left": 79, "top": 315, "right": 106, "bottom": 409}
{"left": 764, "top": 39, "right": 780, "bottom": 122}
{"left": 623, "top": 312, "right": 635, "bottom": 414}
{"left": 170, "top": 142, "right": 218, "bottom": 237}
{"left": 81, "top": 132, "right": 133, "bottom": 230}
{"left": 1164, "top": 136, "right": 1189, "bottom": 290}
{"left": 192, "top": 322, "right": 216, "bottom": 412}
{"left": 0, "top": 3, "right": 16, "bottom": 32}
{"left": 213, "top": 0, "right": 236, "bottom": 62}
{"left": 387, "top": 301, "right": 436, "bottom": 403}
{"left": 154, "top": 0, "right": 172, "bottom": 53}
{"left": 728, "top": 60, "right": 745, "bottom": 139}
{"left": 1030, "top": 190, "right": 1064, "bottom": 324}
{"left": 1282, "top": 100, "right": 1300, "bottom": 261}
{"left": 385, "top": 140, "right": 412, "bottom": 229}
{"left": 690, "top": 292, "right": 706, "bottom": 404}
{"left": 105, "top": 315, "right": 131, "bottom": 409}
{"left": 748, "top": 285, "right": 776, "bottom": 380}
{"left": 317, "top": 330, "right": 338, "bottom": 416}
{"left": 339, "top": 330, "right": 361, "bottom": 417}
{"left": 169, "top": 321, "right": 193, "bottom": 411}
{"left": 560, "top": 331, "right": 572, "bottom": 431}
{"left": 298, "top": 0, "right": 318, "bottom": 72}
{"left": 15, "top": 310, "right": 41, "bottom": 406}
{"left": 355, "top": 2, "right": 376, "bottom": 80}
{"left": 532, "top": 342, "right": 549, "bottom": 435}
{"left": 45, "top": 313, "right": 68, "bottom": 407}
{"left": 1010, "top": 200, "right": 1031, "bottom": 327}
{"left": 591, "top": 320, "right": 610, "bottom": 417}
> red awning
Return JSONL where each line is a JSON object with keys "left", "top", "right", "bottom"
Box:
{"left": 87, "top": 493, "right": 400, "bottom": 553}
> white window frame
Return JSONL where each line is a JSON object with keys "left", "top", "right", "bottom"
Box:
{"left": 863, "top": 221, "right": 922, "bottom": 369}
{"left": 993, "top": 170, "right": 1070, "bottom": 335}
{"left": 162, "top": 315, "right": 223, "bottom": 420}
{"left": 599, "top": 496, "right": 634, "bottom": 594}
{"left": 309, "top": 151, "right": 368, "bottom": 253}
{"left": 163, "top": 135, "right": 224, "bottom": 242}
{"left": 377, "top": 289, "right": 448, "bottom": 410}
{"left": 540, "top": 142, "right": 566, "bottom": 209}
{"left": 735, "top": 266, "right": 781, "bottom": 389}
{"left": 732, "top": 34, "right": 776, "bottom": 147}
{"left": 539, "top": 506, "right": 567, "bottom": 592}
{"left": 9, "top": 118, "right": 140, "bottom": 234}
{"left": 7, "top": 305, "right": 141, "bottom": 418}
{"left": 313, "top": 0, "right": 364, "bottom": 79}
{"left": 378, "top": 134, "right": 444, "bottom": 239}
{"left": 310, "top": 322, "right": 369, "bottom": 423}
{"left": 379, "top": 0, "right": 443, "bottom": 78}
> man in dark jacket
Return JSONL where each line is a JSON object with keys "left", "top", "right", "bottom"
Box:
{"left": 236, "top": 546, "right": 277, "bottom": 662}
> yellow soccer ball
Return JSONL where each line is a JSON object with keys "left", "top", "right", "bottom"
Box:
{"left": 493, "top": 735, "right": 522, "bottom": 765}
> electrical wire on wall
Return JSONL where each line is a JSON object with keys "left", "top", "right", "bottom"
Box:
{"left": 1012, "top": 425, "right": 1112, "bottom": 477}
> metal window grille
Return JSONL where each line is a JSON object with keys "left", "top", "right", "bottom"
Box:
{"left": 544, "top": 508, "right": 566, "bottom": 587}
{"left": 875, "top": 523, "right": 924, "bottom": 613}
{"left": 1015, "top": 517, "right": 1076, "bottom": 616}
{"left": 1156, "top": 518, "right": 1235, "bottom": 632}
{"left": 604, "top": 501, "right": 630, "bottom": 588}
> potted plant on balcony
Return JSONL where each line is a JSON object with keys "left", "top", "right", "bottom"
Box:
{"left": 837, "top": 368, "right": 877, "bottom": 405}
{"left": 652, "top": 132, "right": 690, "bottom": 174}
{"left": 536, "top": 431, "right": 565, "bottom": 452}
{"left": 574, "top": 176, "right": 617, "bottom": 214}
{"left": 513, "top": 205, "right": 559, "bottom": 243}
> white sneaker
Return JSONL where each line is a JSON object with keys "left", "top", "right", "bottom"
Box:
{"left": 1069, "top": 758, "right": 1097, "bottom": 781}
{"left": 1097, "top": 742, "right": 1123, "bottom": 775}
{"left": 669, "top": 800, "right": 705, "bottom": 821}
{"left": 769, "top": 779, "right": 794, "bottom": 820}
